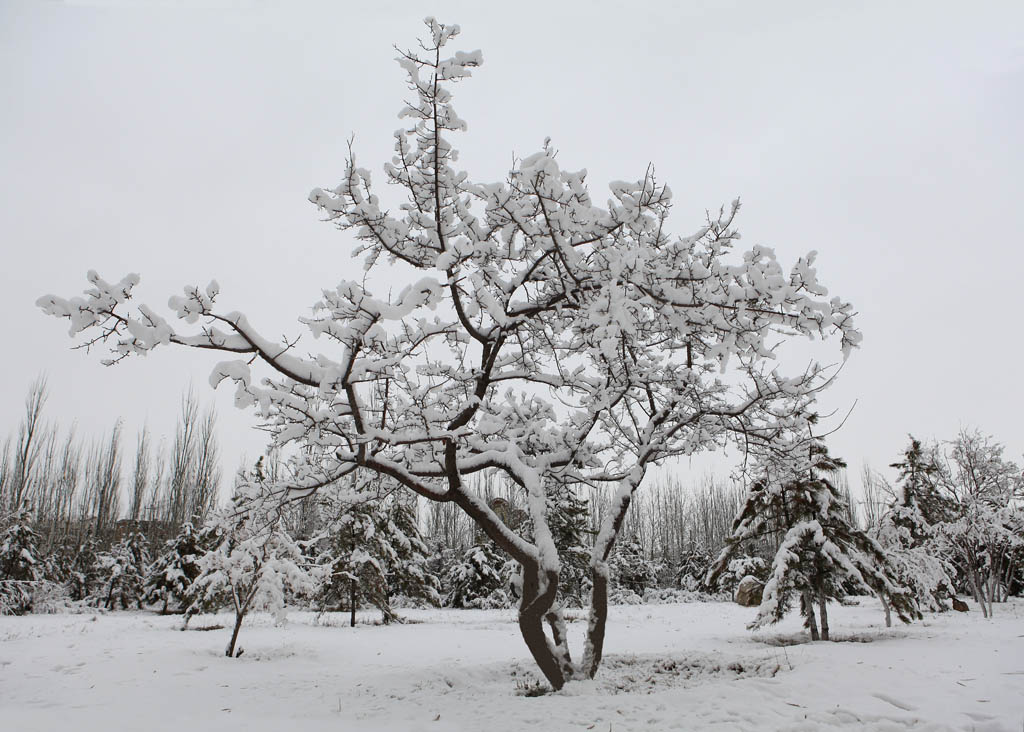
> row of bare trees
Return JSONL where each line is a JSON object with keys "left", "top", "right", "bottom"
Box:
{"left": 421, "top": 469, "right": 759, "bottom": 582}
{"left": 1, "top": 376, "right": 223, "bottom": 547}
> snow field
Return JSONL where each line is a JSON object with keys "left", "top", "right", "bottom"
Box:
{"left": 2, "top": 599, "right": 1022, "bottom": 731}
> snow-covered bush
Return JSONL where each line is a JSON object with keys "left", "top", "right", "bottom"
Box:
{"left": 641, "top": 587, "right": 727, "bottom": 604}
{"left": 715, "top": 555, "right": 769, "bottom": 594}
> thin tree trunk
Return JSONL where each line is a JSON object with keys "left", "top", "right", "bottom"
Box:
{"left": 882, "top": 594, "right": 892, "bottom": 628}
{"left": 225, "top": 610, "right": 245, "bottom": 657}
{"left": 803, "top": 591, "right": 820, "bottom": 640}
{"left": 968, "top": 565, "right": 989, "bottom": 619}
{"left": 350, "top": 578, "right": 357, "bottom": 628}
{"left": 818, "top": 589, "right": 830, "bottom": 641}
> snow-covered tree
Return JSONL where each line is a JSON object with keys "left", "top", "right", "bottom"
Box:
{"left": 709, "top": 435, "right": 918, "bottom": 639}
{"left": 933, "top": 431, "right": 1023, "bottom": 617}
{"left": 0, "top": 508, "right": 42, "bottom": 614}
{"left": 869, "top": 436, "right": 956, "bottom": 619}
{"left": 67, "top": 535, "right": 101, "bottom": 603}
{"left": 97, "top": 530, "right": 151, "bottom": 610}
{"left": 38, "top": 19, "right": 859, "bottom": 688}
{"left": 0, "top": 508, "right": 41, "bottom": 582}
{"left": 610, "top": 534, "right": 658, "bottom": 601}
{"left": 889, "top": 437, "right": 954, "bottom": 537}
{"left": 383, "top": 497, "right": 442, "bottom": 608}
{"left": 144, "top": 522, "right": 209, "bottom": 613}
{"left": 319, "top": 491, "right": 440, "bottom": 625}
{"left": 186, "top": 483, "right": 321, "bottom": 656}
{"left": 445, "top": 541, "right": 511, "bottom": 609}
{"left": 547, "top": 489, "right": 592, "bottom": 607}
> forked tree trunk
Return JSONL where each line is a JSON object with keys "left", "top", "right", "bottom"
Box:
{"left": 517, "top": 561, "right": 568, "bottom": 690}
{"left": 447, "top": 466, "right": 643, "bottom": 691}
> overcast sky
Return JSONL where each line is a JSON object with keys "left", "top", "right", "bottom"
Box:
{"left": 2, "top": 0, "right": 1023, "bottom": 500}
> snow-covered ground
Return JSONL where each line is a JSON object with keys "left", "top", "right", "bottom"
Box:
{"left": 2, "top": 599, "right": 1022, "bottom": 731}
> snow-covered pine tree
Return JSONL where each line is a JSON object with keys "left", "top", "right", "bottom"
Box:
{"left": 869, "top": 437, "right": 956, "bottom": 620}
{"left": 0, "top": 508, "right": 42, "bottom": 614}
{"left": 186, "top": 482, "right": 321, "bottom": 656}
{"left": 446, "top": 541, "right": 510, "bottom": 609}
{"left": 709, "top": 434, "right": 919, "bottom": 639}
{"left": 97, "top": 530, "right": 151, "bottom": 610}
{"left": 68, "top": 534, "right": 101, "bottom": 603}
{"left": 382, "top": 497, "right": 441, "bottom": 610}
{"left": 319, "top": 499, "right": 401, "bottom": 625}
{"left": 547, "top": 489, "right": 592, "bottom": 607}
{"left": 889, "top": 437, "right": 955, "bottom": 537}
{"left": 144, "top": 522, "right": 208, "bottom": 613}
{"left": 610, "top": 534, "right": 657, "bottom": 601}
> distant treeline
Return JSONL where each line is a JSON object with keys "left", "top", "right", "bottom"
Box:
{"left": 0, "top": 376, "right": 221, "bottom": 549}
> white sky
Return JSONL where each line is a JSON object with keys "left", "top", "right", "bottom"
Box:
{"left": 2, "top": 0, "right": 1023, "bottom": 499}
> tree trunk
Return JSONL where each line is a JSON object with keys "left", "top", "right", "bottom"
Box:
{"left": 517, "top": 563, "right": 567, "bottom": 690}
{"left": 882, "top": 594, "right": 892, "bottom": 628}
{"left": 803, "top": 591, "right": 820, "bottom": 640}
{"left": 349, "top": 578, "right": 357, "bottom": 628}
{"left": 581, "top": 565, "right": 610, "bottom": 679}
{"left": 967, "top": 566, "right": 989, "bottom": 619}
{"left": 818, "top": 589, "right": 830, "bottom": 642}
{"left": 225, "top": 610, "right": 245, "bottom": 657}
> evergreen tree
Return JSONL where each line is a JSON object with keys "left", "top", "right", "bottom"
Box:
{"left": 0, "top": 508, "right": 41, "bottom": 582}
{"left": 446, "top": 541, "right": 510, "bottom": 609}
{"left": 547, "top": 489, "right": 592, "bottom": 607}
{"left": 382, "top": 498, "right": 442, "bottom": 609}
{"left": 610, "top": 535, "right": 657, "bottom": 599}
{"left": 68, "top": 535, "right": 101, "bottom": 603}
{"left": 144, "top": 522, "right": 209, "bottom": 613}
{"left": 889, "top": 437, "right": 954, "bottom": 536}
{"left": 319, "top": 499, "right": 391, "bottom": 624}
{"left": 318, "top": 480, "right": 440, "bottom": 624}
{"left": 0, "top": 508, "right": 42, "bottom": 614}
{"left": 97, "top": 530, "right": 151, "bottom": 610}
{"left": 710, "top": 435, "right": 919, "bottom": 639}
